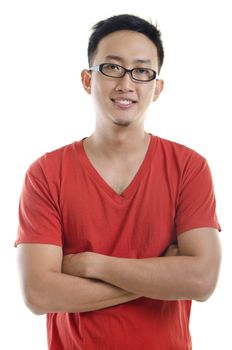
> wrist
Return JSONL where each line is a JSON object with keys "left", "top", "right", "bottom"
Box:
{"left": 91, "top": 254, "right": 120, "bottom": 282}
{"left": 87, "top": 252, "right": 108, "bottom": 280}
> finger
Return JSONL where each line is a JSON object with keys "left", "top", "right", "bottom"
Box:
{"left": 165, "top": 244, "right": 179, "bottom": 256}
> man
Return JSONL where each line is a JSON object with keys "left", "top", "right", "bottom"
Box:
{"left": 16, "top": 14, "right": 221, "bottom": 350}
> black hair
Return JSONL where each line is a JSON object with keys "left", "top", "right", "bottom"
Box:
{"left": 88, "top": 14, "right": 164, "bottom": 73}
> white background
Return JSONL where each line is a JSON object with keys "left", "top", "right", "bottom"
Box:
{"left": 0, "top": 0, "right": 231, "bottom": 349}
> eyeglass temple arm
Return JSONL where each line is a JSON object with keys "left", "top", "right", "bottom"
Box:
{"left": 89, "top": 66, "right": 100, "bottom": 72}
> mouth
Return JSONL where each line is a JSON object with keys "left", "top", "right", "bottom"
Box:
{"left": 111, "top": 98, "right": 137, "bottom": 109}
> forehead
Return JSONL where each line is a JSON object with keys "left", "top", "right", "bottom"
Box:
{"left": 94, "top": 30, "right": 158, "bottom": 66}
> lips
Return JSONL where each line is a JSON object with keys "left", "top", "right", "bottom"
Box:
{"left": 111, "top": 97, "right": 137, "bottom": 109}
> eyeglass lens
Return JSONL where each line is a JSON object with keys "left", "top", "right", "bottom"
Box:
{"left": 101, "top": 64, "right": 156, "bottom": 81}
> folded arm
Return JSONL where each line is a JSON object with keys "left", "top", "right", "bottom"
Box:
{"left": 17, "top": 244, "right": 140, "bottom": 315}
{"left": 63, "top": 228, "right": 221, "bottom": 301}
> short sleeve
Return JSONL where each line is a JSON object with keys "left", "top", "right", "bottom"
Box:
{"left": 15, "top": 162, "right": 63, "bottom": 247}
{"left": 175, "top": 154, "right": 221, "bottom": 235}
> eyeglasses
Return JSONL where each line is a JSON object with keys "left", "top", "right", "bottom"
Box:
{"left": 89, "top": 63, "right": 157, "bottom": 82}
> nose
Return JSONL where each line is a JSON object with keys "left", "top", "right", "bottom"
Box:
{"left": 115, "top": 71, "right": 135, "bottom": 92}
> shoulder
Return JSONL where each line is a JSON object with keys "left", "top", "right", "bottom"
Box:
{"left": 26, "top": 140, "right": 82, "bottom": 180}
{"left": 154, "top": 135, "right": 207, "bottom": 169}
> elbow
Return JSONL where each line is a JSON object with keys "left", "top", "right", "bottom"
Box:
{"left": 22, "top": 287, "right": 47, "bottom": 315}
{"left": 192, "top": 271, "right": 220, "bottom": 302}
{"left": 191, "top": 252, "right": 222, "bottom": 302}
{"left": 25, "top": 300, "right": 46, "bottom": 315}
{"left": 193, "top": 283, "right": 214, "bottom": 302}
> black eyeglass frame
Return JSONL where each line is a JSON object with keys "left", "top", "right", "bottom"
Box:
{"left": 89, "top": 63, "right": 157, "bottom": 82}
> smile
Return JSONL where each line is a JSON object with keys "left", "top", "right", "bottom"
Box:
{"left": 111, "top": 98, "right": 137, "bottom": 108}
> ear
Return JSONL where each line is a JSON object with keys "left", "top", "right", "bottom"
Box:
{"left": 153, "top": 79, "right": 164, "bottom": 102}
{"left": 81, "top": 69, "right": 92, "bottom": 94}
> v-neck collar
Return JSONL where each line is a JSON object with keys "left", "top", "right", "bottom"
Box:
{"left": 76, "top": 134, "right": 157, "bottom": 204}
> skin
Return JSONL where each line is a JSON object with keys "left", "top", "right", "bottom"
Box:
{"left": 17, "top": 30, "right": 221, "bottom": 315}
{"left": 62, "top": 229, "right": 221, "bottom": 301}
{"left": 81, "top": 30, "right": 164, "bottom": 194}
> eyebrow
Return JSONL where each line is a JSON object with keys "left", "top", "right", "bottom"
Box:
{"left": 104, "top": 55, "right": 152, "bottom": 65}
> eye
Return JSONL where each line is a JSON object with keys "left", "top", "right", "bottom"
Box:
{"left": 133, "top": 67, "right": 155, "bottom": 80}
{"left": 134, "top": 68, "right": 150, "bottom": 75}
{"left": 104, "top": 64, "right": 120, "bottom": 71}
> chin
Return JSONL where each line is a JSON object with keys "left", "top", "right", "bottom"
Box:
{"left": 113, "top": 120, "right": 131, "bottom": 127}
{"left": 111, "top": 114, "right": 139, "bottom": 128}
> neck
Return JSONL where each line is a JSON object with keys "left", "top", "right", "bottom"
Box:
{"left": 85, "top": 126, "right": 150, "bottom": 157}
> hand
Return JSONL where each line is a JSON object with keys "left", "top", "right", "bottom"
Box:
{"left": 164, "top": 243, "right": 179, "bottom": 257}
{"left": 62, "top": 251, "right": 103, "bottom": 278}
{"left": 62, "top": 252, "right": 89, "bottom": 277}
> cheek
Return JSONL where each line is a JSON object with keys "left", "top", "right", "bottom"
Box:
{"left": 91, "top": 83, "right": 110, "bottom": 111}
{"left": 92, "top": 79, "right": 110, "bottom": 98}
{"left": 141, "top": 88, "right": 155, "bottom": 104}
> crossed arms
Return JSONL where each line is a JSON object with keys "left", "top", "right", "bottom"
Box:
{"left": 17, "top": 228, "right": 221, "bottom": 315}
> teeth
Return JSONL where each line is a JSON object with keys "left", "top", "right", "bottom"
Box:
{"left": 116, "top": 99, "right": 132, "bottom": 105}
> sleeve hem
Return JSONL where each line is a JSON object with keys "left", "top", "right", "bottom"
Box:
{"left": 176, "top": 223, "right": 221, "bottom": 236}
{"left": 14, "top": 239, "right": 62, "bottom": 248}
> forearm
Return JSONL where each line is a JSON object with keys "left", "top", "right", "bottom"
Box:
{"left": 85, "top": 254, "right": 212, "bottom": 301}
{"left": 76, "top": 229, "right": 221, "bottom": 302}
{"left": 26, "top": 271, "right": 139, "bottom": 315}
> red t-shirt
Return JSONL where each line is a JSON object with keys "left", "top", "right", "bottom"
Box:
{"left": 15, "top": 135, "right": 221, "bottom": 350}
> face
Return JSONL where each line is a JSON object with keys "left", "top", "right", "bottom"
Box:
{"left": 82, "top": 30, "right": 163, "bottom": 129}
